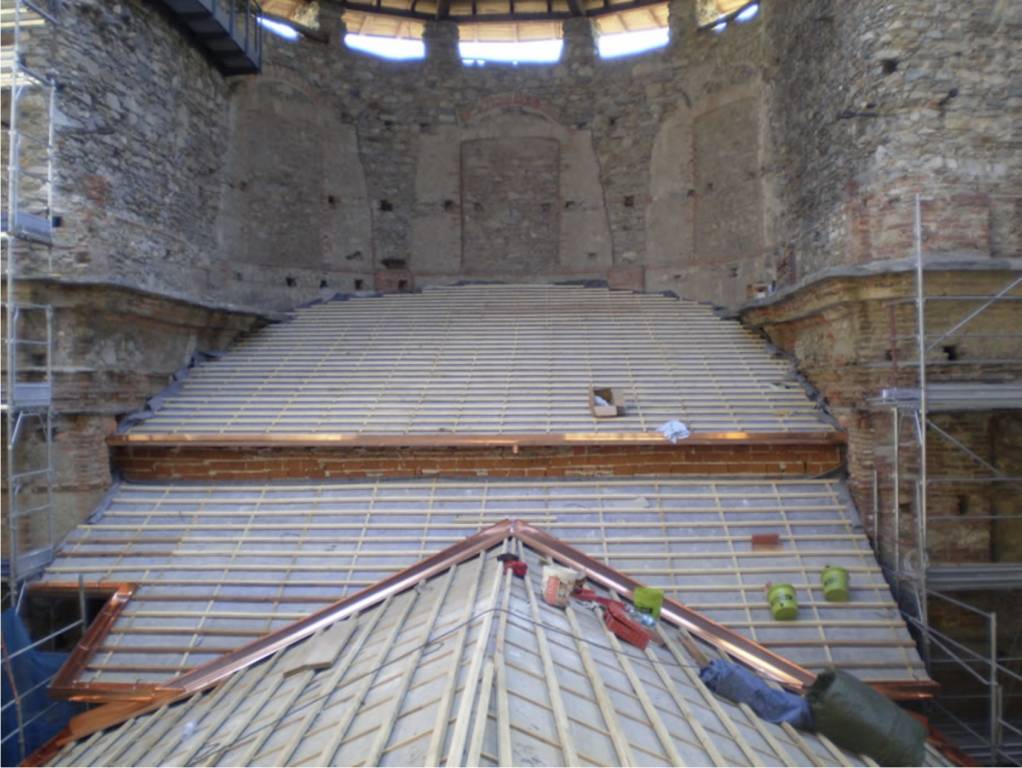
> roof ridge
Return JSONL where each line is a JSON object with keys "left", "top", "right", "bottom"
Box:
{"left": 42, "top": 518, "right": 820, "bottom": 755}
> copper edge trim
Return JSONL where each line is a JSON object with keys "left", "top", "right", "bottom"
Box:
{"left": 48, "top": 583, "right": 139, "bottom": 701}
{"left": 43, "top": 518, "right": 933, "bottom": 757}
{"left": 107, "top": 430, "right": 846, "bottom": 448}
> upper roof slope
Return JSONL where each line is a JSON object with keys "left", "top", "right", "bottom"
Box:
{"left": 120, "top": 285, "right": 832, "bottom": 439}
{"left": 46, "top": 535, "right": 949, "bottom": 767}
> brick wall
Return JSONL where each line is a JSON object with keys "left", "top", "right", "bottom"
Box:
{"left": 1, "top": 281, "right": 264, "bottom": 552}
{"left": 742, "top": 268, "right": 1022, "bottom": 571}
{"left": 112, "top": 441, "right": 844, "bottom": 482}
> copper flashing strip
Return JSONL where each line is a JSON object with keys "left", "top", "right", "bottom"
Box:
{"left": 41, "top": 519, "right": 933, "bottom": 758}
{"left": 168, "top": 520, "right": 514, "bottom": 692}
{"left": 47, "top": 583, "right": 143, "bottom": 701}
{"left": 42, "top": 521, "right": 516, "bottom": 754}
{"left": 512, "top": 521, "right": 815, "bottom": 690}
{"left": 107, "top": 430, "right": 845, "bottom": 448}
{"left": 871, "top": 680, "right": 942, "bottom": 701}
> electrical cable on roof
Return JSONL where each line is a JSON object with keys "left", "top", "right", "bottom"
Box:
{"left": 183, "top": 605, "right": 711, "bottom": 766}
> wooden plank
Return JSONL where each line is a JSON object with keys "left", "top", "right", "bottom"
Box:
{"left": 280, "top": 618, "right": 357, "bottom": 677}
{"left": 466, "top": 659, "right": 496, "bottom": 768}
{"left": 520, "top": 543, "right": 578, "bottom": 765}
{"left": 362, "top": 567, "right": 458, "bottom": 766}
{"left": 316, "top": 589, "right": 420, "bottom": 764}
{"left": 423, "top": 553, "right": 489, "bottom": 765}
{"left": 562, "top": 603, "right": 637, "bottom": 766}
{"left": 444, "top": 552, "right": 507, "bottom": 766}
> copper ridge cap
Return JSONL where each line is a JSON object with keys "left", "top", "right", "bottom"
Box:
{"left": 512, "top": 520, "right": 814, "bottom": 689}
{"left": 55, "top": 518, "right": 819, "bottom": 751}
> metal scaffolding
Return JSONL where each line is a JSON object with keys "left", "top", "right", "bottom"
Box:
{"left": 872, "top": 194, "right": 1022, "bottom": 764}
{"left": 2, "top": 0, "right": 59, "bottom": 599}
{"left": 1, "top": 7, "right": 98, "bottom": 763}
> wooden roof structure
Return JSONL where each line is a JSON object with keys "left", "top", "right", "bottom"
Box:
{"left": 266, "top": 2, "right": 755, "bottom": 55}
{"left": 37, "top": 524, "right": 950, "bottom": 767}
{"left": 265, "top": 0, "right": 677, "bottom": 31}
{"left": 114, "top": 285, "right": 834, "bottom": 441}
{"left": 39, "top": 478, "right": 929, "bottom": 698}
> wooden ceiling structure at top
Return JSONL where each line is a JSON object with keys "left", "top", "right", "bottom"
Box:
{"left": 263, "top": 0, "right": 748, "bottom": 39}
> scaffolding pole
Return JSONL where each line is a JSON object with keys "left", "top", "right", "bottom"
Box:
{"left": 870, "top": 192, "right": 1022, "bottom": 764}
{"left": 2, "top": 0, "right": 58, "bottom": 598}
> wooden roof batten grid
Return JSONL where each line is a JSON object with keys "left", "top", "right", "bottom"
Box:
{"left": 32, "top": 521, "right": 945, "bottom": 768}
{"left": 38, "top": 478, "right": 926, "bottom": 693}
{"left": 116, "top": 285, "right": 836, "bottom": 440}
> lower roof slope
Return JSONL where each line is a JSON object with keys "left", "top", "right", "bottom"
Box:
{"left": 40, "top": 477, "right": 928, "bottom": 692}
{"left": 47, "top": 538, "right": 949, "bottom": 767}
{"left": 118, "top": 284, "right": 832, "bottom": 439}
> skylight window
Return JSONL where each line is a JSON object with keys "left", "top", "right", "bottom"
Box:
{"left": 345, "top": 34, "right": 426, "bottom": 60}
{"left": 597, "top": 27, "right": 669, "bottom": 59}
{"left": 258, "top": 17, "right": 299, "bottom": 41}
{"left": 459, "top": 39, "right": 563, "bottom": 65}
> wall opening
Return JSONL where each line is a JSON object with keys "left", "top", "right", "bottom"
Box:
{"left": 460, "top": 39, "right": 563, "bottom": 65}
{"left": 698, "top": 0, "right": 759, "bottom": 31}
{"left": 597, "top": 27, "right": 668, "bottom": 58}
{"left": 258, "top": 16, "right": 299, "bottom": 41}
{"left": 345, "top": 34, "right": 426, "bottom": 59}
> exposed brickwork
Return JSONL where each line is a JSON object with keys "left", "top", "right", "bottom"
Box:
{"left": 767, "top": 0, "right": 1022, "bottom": 283}
{"left": 742, "top": 269, "right": 1022, "bottom": 570}
{"left": 1, "top": 281, "right": 265, "bottom": 546}
{"left": 112, "top": 442, "right": 844, "bottom": 482}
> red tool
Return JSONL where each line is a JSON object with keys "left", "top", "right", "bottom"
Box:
{"left": 573, "top": 588, "right": 651, "bottom": 650}
{"left": 497, "top": 553, "right": 528, "bottom": 578}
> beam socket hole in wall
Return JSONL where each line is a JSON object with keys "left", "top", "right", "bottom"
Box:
{"left": 398, "top": 279, "right": 409, "bottom": 291}
{"left": 379, "top": 199, "right": 394, "bottom": 212}
{"left": 327, "top": 194, "right": 337, "bottom": 206}
{"left": 354, "top": 279, "right": 365, "bottom": 290}
{"left": 956, "top": 495, "right": 969, "bottom": 516}
{"left": 319, "top": 279, "right": 329, "bottom": 288}
{"left": 285, "top": 276, "right": 297, "bottom": 287}
{"left": 880, "top": 58, "right": 899, "bottom": 75}
{"left": 942, "top": 345, "right": 959, "bottom": 361}
{"left": 623, "top": 195, "right": 635, "bottom": 208}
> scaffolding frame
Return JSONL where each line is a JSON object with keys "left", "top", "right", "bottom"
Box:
{"left": 2, "top": 0, "right": 59, "bottom": 599}
{"left": 872, "top": 194, "right": 1022, "bottom": 764}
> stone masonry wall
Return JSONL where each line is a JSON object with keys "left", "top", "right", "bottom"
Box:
{"left": 36, "top": 0, "right": 1019, "bottom": 314}
{"left": 767, "top": 0, "right": 1022, "bottom": 283}
{"left": 213, "top": 0, "right": 778, "bottom": 309}
{"left": 741, "top": 269, "right": 1022, "bottom": 572}
{"left": 1, "top": 282, "right": 264, "bottom": 557}
{"left": 20, "top": 1, "right": 233, "bottom": 303}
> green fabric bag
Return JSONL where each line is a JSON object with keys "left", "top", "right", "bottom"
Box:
{"left": 807, "top": 668, "right": 926, "bottom": 766}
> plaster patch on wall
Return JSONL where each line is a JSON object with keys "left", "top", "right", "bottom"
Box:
{"left": 461, "top": 137, "right": 561, "bottom": 273}
{"left": 219, "top": 77, "right": 373, "bottom": 283}
{"left": 694, "top": 96, "right": 762, "bottom": 268}
{"left": 646, "top": 106, "right": 695, "bottom": 267}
